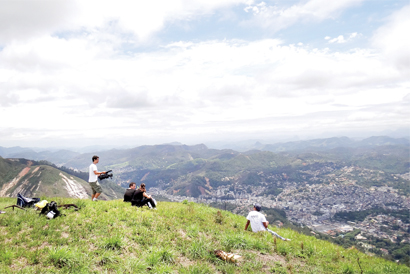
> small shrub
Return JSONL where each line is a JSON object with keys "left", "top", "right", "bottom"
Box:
{"left": 341, "top": 264, "right": 354, "bottom": 274}
{"left": 0, "top": 250, "right": 13, "bottom": 265}
{"left": 188, "top": 240, "right": 209, "bottom": 260}
{"left": 47, "top": 247, "right": 78, "bottom": 268}
{"left": 187, "top": 202, "right": 195, "bottom": 213}
{"left": 186, "top": 224, "right": 200, "bottom": 238}
{"left": 332, "top": 250, "right": 342, "bottom": 262}
{"left": 215, "top": 211, "right": 224, "bottom": 224}
{"left": 102, "top": 235, "right": 124, "bottom": 250}
{"left": 146, "top": 248, "right": 175, "bottom": 266}
{"left": 276, "top": 244, "right": 290, "bottom": 256}
{"left": 158, "top": 249, "right": 175, "bottom": 264}
{"left": 98, "top": 251, "right": 119, "bottom": 266}
{"left": 304, "top": 245, "right": 315, "bottom": 258}
{"left": 27, "top": 249, "right": 41, "bottom": 265}
{"left": 76, "top": 199, "right": 87, "bottom": 209}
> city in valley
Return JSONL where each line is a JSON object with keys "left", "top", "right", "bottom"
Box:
{"left": 150, "top": 165, "right": 410, "bottom": 255}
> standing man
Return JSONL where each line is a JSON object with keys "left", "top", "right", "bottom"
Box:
{"left": 245, "top": 203, "right": 290, "bottom": 241}
{"left": 88, "top": 155, "right": 106, "bottom": 201}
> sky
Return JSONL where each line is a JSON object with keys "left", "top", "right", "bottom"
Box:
{"left": 0, "top": 0, "right": 409, "bottom": 148}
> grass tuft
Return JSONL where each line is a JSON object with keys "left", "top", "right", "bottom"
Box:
{"left": 47, "top": 247, "right": 79, "bottom": 268}
{"left": 101, "top": 234, "right": 124, "bottom": 250}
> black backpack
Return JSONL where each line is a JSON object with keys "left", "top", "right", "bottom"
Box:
{"left": 40, "top": 201, "right": 62, "bottom": 219}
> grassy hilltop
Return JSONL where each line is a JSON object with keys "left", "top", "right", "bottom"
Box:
{"left": 0, "top": 198, "right": 409, "bottom": 274}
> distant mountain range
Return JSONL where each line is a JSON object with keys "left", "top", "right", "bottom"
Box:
{"left": 0, "top": 135, "right": 409, "bottom": 200}
{"left": 1, "top": 136, "right": 408, "bottom": 165}
{"left": 209, "top": 136, "right": 410, "bottom": 152}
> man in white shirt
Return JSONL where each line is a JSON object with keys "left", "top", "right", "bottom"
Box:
{"left": 245, "top": 203, "right": 290, "bottom": 241}
{"left": 88, "top": 155, "right": 106, "bottom": 201}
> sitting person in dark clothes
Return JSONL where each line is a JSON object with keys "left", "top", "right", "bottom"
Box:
{"left": 124, "top": 182, "right": 137, "bottom": 202}
{"left": 131, "top": 183, "right": 156, "bottom": 208}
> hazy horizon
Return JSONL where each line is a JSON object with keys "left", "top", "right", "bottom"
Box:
{"left": 1, "top": 129, "right": 408, "bottom": 152}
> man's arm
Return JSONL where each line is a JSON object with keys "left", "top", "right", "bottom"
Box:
{"left": 94, "top": 170, "right": 106, "bottom": 175}
{"left": 244, "top": 220, "right": 250, "bottom": 231}
{"left": 262, "top": 222, "right": 268, "bottom": 229}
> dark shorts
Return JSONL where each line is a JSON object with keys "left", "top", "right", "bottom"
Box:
{"left": 89, "top": 181, "right": 103, "bottom": 195}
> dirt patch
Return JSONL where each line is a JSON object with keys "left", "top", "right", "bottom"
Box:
{"left": 17, "top": 227, "right": 33, "bottom": 236}
{"left": 141, "top": 172, "right": 150, "bottom": 181}
{"left": 205, "top": 177, "right": 213, "bottom": 189}
{"left": 198, "top": 186, "right": 206, "bottom": 195}
{"left": 31, "top": 166, "right": 40, "bottom": 174}
{"left": 0, "top": 227, "right": 7, "bottom": 235}
{"left": 19, "top": 167, "right": 31, "bottom": 177}
{"left": 10, "top": 257, "right": 28, "bottom": 271}
{"left": 178, "top": 229, "right": 188, "bottom": 239}
{"left": 30, "top": 242, "right": 51, "bottom": 251}
{"left": 61, "top": 232, "right": 69, "bottom": 238}
{"left": 177, "top": 256, "right": 195, "bottom": 268}
{"left": 246, "top": 250, "right": 287, "bottom": 266}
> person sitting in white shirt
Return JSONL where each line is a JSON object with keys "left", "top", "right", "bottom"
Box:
{"left": 244, "top": 203, "right": 290, "bottom": 241}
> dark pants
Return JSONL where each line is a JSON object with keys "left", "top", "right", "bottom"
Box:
{"left": 132, "top": 198, "right": 156, "bottom": 208}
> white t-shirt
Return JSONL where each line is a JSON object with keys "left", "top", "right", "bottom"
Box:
{"left": 88, "top": 163, "right": 98, "bottom": 182}
{"left": 246, "top": 210, "right": 267, "bottom": 232}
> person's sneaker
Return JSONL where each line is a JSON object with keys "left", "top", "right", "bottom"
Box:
{"left": 93, "top": 198, "right": 98, "bottom": 201}
{"left": 285, "top": 238, "right": 291, "bottom": 241}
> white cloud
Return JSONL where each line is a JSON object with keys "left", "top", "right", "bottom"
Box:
{"left": 372, "top": 4, "right": 410, "bottom": 71}
{"left": 326, "top": 32, "right": 360, "bottom": 43}
{"left": 329, "top": 35, "right": 346, "bottom": 44}
{"left": 0, "top": 0, "right": 248, "bottom": 44}
{"left": 1, "top": 35, "right": 408, "bottom": 146}
{"left": 243, "top": 0, "right": 365, "bottom": 31}
{"left": 0, "top": 0, "right": 77, "bottom": 43}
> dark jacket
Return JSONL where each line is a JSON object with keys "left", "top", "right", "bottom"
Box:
{"left": 132, "top": 189, "right": 144, "bottom": 202}
{"left": 124, "top": 188, "right": 136, "bottom": 202}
